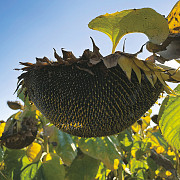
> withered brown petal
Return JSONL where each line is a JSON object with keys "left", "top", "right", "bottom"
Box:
{"left": 61, "top": 48, "right": 78, "bottom": 63}
{"left": 90, "top": 37, "right": 102, "bottom": 58}
{"left": 53, "top": 48, "right": 64, "bottom": 64}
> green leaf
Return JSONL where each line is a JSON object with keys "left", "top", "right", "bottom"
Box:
{"left": 117, "top": 129, "right": 133, "bottom": 152}
{"left": 131, "top": 140, "right": 146, "bottom": 160}
{"left": 147, "top": 157, "right": 157, "bottom": 171}
{"left": 42, "top": 153, "right": 65, "bottom": 180}
{"left": 3, "top": 149, "right": 26, "bottom": 177}
{"left": 21, "top": 155, "right": 32, "bottom": 169}
{"left": 0, "top": 147, "right": 4, "bottom": 162}
{"left": 20, "top": 156, "right": 43, "bottom": 180}
{"left": 159, "top": 84, "right": 180, "bottom": 150}
{"left": 78, "top": 136, "right": 122, "bottom": 170}
{"left": 26, "top": 142, "right": 42, "bottom": 163}
{"left": 4, "top": 150, "right": 42, "bottom": 180}
{"left": 130, "top": 158, "right": 149, "bottom": 179}
{"left": 49, "top": 128, "right": 77, "bottom": 166}
{"left": 147, "top": 129, "right": 168, "bottom": 151}
{"left": 38, "top": 113, "right": 50, "bottom": 128}
{"left": 17, "top": 88, "right": 31, "bottom": 108}
{"left": 95, "top": 162, "right": 111, "bottom": 180}
{"left": 65, "top": 152, "right": 100, "bottom": 180}
{"left": 88, "top": 8, "right": 169, "bottom": 53}
{"left": 136, "top": 169, "right": 147, "bottom": 180}
{"left": 130, "top": 158, "right": 149, "bottom": 172}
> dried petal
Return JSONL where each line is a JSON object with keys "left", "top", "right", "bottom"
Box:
{"left": 90, "top": 37, "right": 102, "bottom": 58}
{"left": 61, "top": 49, "right": 78, "bottom": 63}
{"left": 117, "top": 55, "right": 132, "bottom": 81}
{"left": 53, "top": 48, "right": 64, "bottom": 64}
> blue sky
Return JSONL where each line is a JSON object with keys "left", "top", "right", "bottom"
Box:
{"left": 0, "top": 0, "right": 179, "bottom": 120}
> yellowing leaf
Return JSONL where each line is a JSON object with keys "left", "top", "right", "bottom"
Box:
{"left": 43, "top": 153, "right": 52, "bottom": 162}
{"left": 0, "top": 162, "right": 5, "bottom": 171}
{"left": 26, "top": 142, "right": 42, "bottom": 163}
{"left": 146, "top": 129, "right": 168, "bottom": 150}
{"left": 141, "top": 116, "right": 151, "bottom": 130}
{"left": 131, "top": 148, "right": 136, "bottom": 158}
{"left": 0, "top": 123, "right": 5, "bottom": 137}
{"left": 35, "top": 110, "right": 41, "bottom": 119}
{"left": 43, "top": 153, "right": 63, "bottom": 164}
{"left": 131, "top": 116, "right": 151, "bottom": 132}
{"left": 131, "top": 122, "right": 140, "bottom": 133}
{"left": 117, "top": 129, "right": 133, "bottom": 152}
{"left": 166, "top": 170, "right": 172, "bottom": 176}
{"left": 155, "top": 169, "right": 160, "bottom": 175}
{"left": 89, "top": 8, "right": 169, "bottom": 53}
{"left": 14, "top": 111, "right": 22, "bottom": 120}
{"left": 114, "top": 159, "right": 119, "bottom": 170}
{"left": 167, "top": 0, "right": 180, "bottom": 33}
{"left": 95, "top": 162, "right": 111, "bottom": 179}
{"left": 167, "top": 148, "right": 175, "bottom": 156}
{"left": 130, "top": 158, "right": 149, "bottom": 174}
{"left": 155, "top": 146, "right": 165, "bottom": 154}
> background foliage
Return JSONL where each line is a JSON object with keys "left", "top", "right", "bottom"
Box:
{"left": 1, "top": 2, "right": 180, "bottom": 180}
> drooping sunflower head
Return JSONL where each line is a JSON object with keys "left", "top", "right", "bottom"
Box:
{"left": 15, "top": 41, "right": 180, "bottom": 137}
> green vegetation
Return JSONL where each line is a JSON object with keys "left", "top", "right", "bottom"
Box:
{"left": 1, "top": 1, "right": 180, "bottom": 179}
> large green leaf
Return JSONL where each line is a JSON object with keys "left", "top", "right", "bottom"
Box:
{"left": 78, "top": 136, "right": 122, "bottom": 170}
{"left": 20, "top": 156, "right": 43, "bottom": 180}
{"left": 88, "top": 8, "right": 169, "bottom": 53}
{"left": 3, "top": 149, "right": 26, "bottom": 178}
{"left": 65, "top": 152, "right": 100, "bottom": 180}
{"left": 49, "top": 128, "right": 77, "bottom": 166}
{"left": 42, "top": 153, "right": 65, "bottom": 180}
{"left": 159, "top": 84, "right": 180, "bottom": 150}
